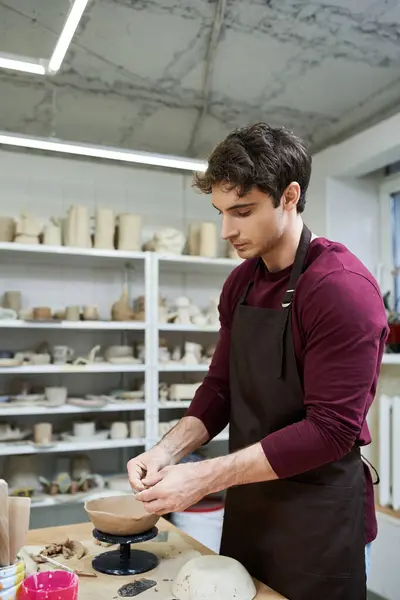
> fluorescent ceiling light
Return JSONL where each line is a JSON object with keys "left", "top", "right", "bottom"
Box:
{"left": 0, "top": 132, "right": 208, "bottom": 172}
{"left": 48, "top": 0, "right": 90, "bottom": 73}
{"left": 0, "top": 0, "right": 89, "bottom": 76}
{"left": 0, "top": 54, "right": 46, "bottom": 75}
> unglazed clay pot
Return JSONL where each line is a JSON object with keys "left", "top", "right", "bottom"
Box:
{"left": 172, "top": 555, "right": 256, "bottom": 600}
{"left": 84, "top": 495, "right": 159, "bottom": 535}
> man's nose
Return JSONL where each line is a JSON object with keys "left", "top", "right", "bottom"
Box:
{"left": 221, "top": 216, "right": 239, "bottom": 241}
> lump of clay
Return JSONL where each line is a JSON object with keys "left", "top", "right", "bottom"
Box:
{"left": 172, "top": 555, "right": 256, "bottom": 600}
{"left": 84, "top": 494, "right": 159, "bottom": 536}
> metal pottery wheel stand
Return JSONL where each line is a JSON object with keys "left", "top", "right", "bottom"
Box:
{"left": 91, "top": 527, "right": 159, "bottom": 576}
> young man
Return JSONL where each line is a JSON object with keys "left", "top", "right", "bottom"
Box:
{"left": 129, "top": 123, "right": 388, "bottom": 599}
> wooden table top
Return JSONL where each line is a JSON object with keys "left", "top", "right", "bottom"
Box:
{"left": 26, "top": 518, "right": 285, "bottom": 599}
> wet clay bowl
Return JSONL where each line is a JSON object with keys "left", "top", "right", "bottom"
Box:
{"left": 84, "top": 494, "right": 159, "bottom": 536}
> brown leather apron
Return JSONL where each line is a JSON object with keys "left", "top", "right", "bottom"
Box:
{"left": 220, "top": 224, "right": 367, "bottom": 600}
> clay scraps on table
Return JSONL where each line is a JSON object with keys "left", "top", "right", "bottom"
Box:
{"left": 117, "top": 579, "right": 157, "bottom": 597}
{"left": 33, "top": 539, "right": 87, "bottom": 562}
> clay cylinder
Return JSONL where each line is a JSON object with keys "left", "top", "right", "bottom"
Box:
{"left": 43, "top": 224, "right": 61, "bottom": 246}
{"left": 0, "top": 217, "right": 15, "bottom": 242}
{"left": 118, "top": 214, "right": 142, "bottom": 251}
{"left": 3, "top": 291, "right": 21, "bottom": 312}
{"left": 199, "top": 222, "right": 218, "bottom": 258}
{"left": 187, "top": 223, "right": 200, "bottom": 256}
{"left": 34, "top": 423, "right": 52, "bottom": 444}
{"left": 65, "top": 205, "right": 91, "bottom": 248}
{"left": 95, "top": 208, "right": 115, "bottom": 250}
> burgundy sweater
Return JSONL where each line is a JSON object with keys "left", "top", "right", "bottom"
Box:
{"left": 186, "top": 237, "right": 389, "bottom": 543}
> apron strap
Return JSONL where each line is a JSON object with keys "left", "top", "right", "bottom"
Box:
{"left": 278, "top": 224, "right": 312, "bottom": 377}
{"left": 281, "top": 224, "right": 312, "bottom": 309}
{"left": 361, "top": 454, "right": 380, "bottom": 485}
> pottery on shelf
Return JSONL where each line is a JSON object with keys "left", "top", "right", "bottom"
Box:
{"left": 84, "top": 495, "right": 159, "bottom": 535}
{"left": 199, "top": 222, "right": 218, "bottom": 258}
{"left": 173, "top": 555, "right": 256, "bottom": 600}
{"left": 14, "top": 213, "right": 42, "bottom": 245}
{"left": 206, "top": 296, "right": 219, "bottom": 326}
{"left": 111, "top": 285, "right": 135, "bottom": 321}
{"left": 3, "top": 291, "right": 21, "bottom": 313}
{"left": 94, "top": 208, "right": 115, "bottom": 250}
{"left": 83, "top": 305, "right": 99, "bottom": 320}
{"left": 65, "top": 205, "right": 91, "bottom": 248}
{"left": 133, "top": 296, "right": 145, "bottom": 321}
{"left": 187, "top": 222, "right": 200, "bottom": 256}
{"left": 105, "top": 345, "right": 133, "bottom": 361}
{"left": 117, "top": 214, "right": 142, "bottom": 251}
{"left": 33, "top": 307, "right": 52, "bottom": 320}
{"left": 0, "top": 217, "right": 15, "bottom": 242}
{"left": 43, "top": 217, "right": 62, "bottom": 246}
{"left": 181, "top": 342, "right": 202, "bottom": 365}
{"left": 142, "top": 228, "right": 185, "bottom": 255}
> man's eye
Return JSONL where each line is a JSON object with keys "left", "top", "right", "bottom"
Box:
{"left": 236, "top": 210, "right": 251, "bottom": 218}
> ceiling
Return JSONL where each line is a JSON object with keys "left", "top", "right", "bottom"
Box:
{"left": 1, "top": 0, "right": 400, "bottom": 159}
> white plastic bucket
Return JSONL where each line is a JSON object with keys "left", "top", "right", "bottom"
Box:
{"left": 171, "top": 497, "right": 225, "bottom": 553}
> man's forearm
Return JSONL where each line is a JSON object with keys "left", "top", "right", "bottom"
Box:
{"left": 197, "top": 442, "right": 278, "bottom": 495}
{"left": 157, "top": 416, "right": 210, "bottom": 464}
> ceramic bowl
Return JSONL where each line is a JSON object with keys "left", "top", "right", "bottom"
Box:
{"left": 105, "top": 345, "right": 133, "bottom": 359}
{"left": 172, "top": 555, "right": 256, "bottom": 600}
{"left": 84, "top": 494, "right": 159, "bottom": 535}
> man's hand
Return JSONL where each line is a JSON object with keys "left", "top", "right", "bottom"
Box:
{"left": 127, "top": 446, "right": 173, "bottom": 493}
{"left": 135, "top": 462, "right": 210, "bottom": 514}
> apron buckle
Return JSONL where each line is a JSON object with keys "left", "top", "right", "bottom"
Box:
{"left": 282, "top": 288, "right": 295, "bottom": 308}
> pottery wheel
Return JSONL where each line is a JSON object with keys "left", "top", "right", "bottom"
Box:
{"left": 91, "top": 528, "right": 159, "bottom": 576}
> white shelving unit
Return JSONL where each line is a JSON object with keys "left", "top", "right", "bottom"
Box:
{"left": 0, "top": 242, "right": 239, "bottom": 508}
{"left": 0, "top": 438, "right": 146, "bottom": 456}
{"left": 0, "top": 364, "right": 146, "bottom": 374}
{"left": 0, "top": 320, "right": 145, "bottom": 330}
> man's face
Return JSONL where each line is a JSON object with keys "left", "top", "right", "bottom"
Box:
{"left": 212, "top": 183, "right": 287, "bottom": 259}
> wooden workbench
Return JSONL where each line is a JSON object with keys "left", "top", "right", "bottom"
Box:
{"left": 26, "top": 518, "right": 285, "bottom": 599}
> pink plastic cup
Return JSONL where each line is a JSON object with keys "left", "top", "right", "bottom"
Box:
{"left": 20, "top": 570, "right": 78, "bottom": 600}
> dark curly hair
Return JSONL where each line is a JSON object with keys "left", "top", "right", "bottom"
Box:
{"left": 193, "top": 122, "right": 312, "bottom": 213}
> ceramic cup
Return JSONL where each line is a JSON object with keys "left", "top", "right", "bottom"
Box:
{"left": 73, "top": 421, "right": 95, "bottom": 438}
{"left": 33, "top": 307, "right": 52, "bottom": 320}
{"left": 3, "top": 291, "right": 21, "bottom": 313}
{"left": 52, "top": 346, "right": 74, "bottom": 365}
{"left": 65, "top": 306, "right": 80, "bottom": 321}
{"left": 130, "top": 420, "right": 145, "bottom": 438}
{"left": 45, "top": 386, "right": 67, "bottom": 405}
{"left": 83, "top": 305, "right": 99, "bottom": 320}
{"left": 110, "top": 422, "right": 128, "bottom": 439}
{"left": 34, "top": 423, "right": 52, "bottom": 444}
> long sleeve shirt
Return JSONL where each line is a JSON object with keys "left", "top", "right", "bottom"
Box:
{"left": 185, "top": 236, "right": 389, "bottom": 544}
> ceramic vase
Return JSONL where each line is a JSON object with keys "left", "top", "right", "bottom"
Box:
{"left": 199, "top": 222, "right": 218, "bottom": 258}
{"left": 43, "top": 223, "right": 62, "bottom": 246}
{"left": 65, "top": 205, "right": 91, "bottom": 248}
{"left": 95, "top": 208, "right": 115, "bottom": 250}
{"left": 0, "top": 217, "right": 15, "bottom": 242}
{"left": 118, "top": 214, "right": 142, "bottom": 251}
{"left": 187, "top": 223, "right": 200, "bottom": 255}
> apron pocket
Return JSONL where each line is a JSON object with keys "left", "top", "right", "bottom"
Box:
{"left": 270, "top": 480, "right": 356, "bottom": 579}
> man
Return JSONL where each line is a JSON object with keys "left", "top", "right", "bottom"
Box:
{"left": 128, "top": 123, "right": 388, "bottom": 599}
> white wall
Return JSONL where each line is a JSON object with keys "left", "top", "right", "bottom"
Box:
{"left": 326, "top": 174, "right": 381, "bottom": 276}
